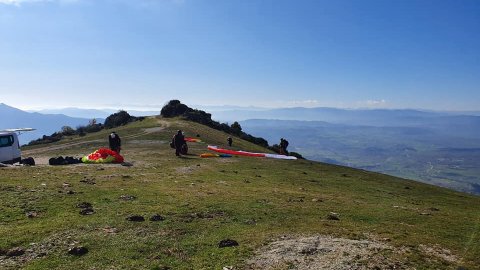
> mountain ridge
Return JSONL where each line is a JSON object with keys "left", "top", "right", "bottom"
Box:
{"left": 0, "top": 103, "right": 100, "bottom": 145}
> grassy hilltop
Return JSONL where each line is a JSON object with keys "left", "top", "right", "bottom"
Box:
{"left": 1, "top": 116, "right": 479, "bottom": 269}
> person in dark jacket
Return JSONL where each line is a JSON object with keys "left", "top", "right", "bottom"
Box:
{"left": 109, "top": 132, "right": 121, "bottom": 153}
{"left": 284, "top": 138, "right": 289, "bottom": 151}
{"left": 173, "top": 130, "right": 186, "bottom": 156}
{"left": 279, "top": 138, "right": 289, "bottom": 155}
{"left": 227, "top": 137, "right": 233, "bottom": 147}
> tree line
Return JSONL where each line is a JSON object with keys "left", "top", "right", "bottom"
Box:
{"left": 27, "top": 111, "right": 142, "bottom": 146}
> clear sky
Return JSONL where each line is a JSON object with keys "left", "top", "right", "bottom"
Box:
{"left": 1, "top": 0, "right": 479, "bottom": 111}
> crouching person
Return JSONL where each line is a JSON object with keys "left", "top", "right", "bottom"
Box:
{"left": 173, "top": 130, "right": 186, "bottom": 156}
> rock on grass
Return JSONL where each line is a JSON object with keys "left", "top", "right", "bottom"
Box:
{"left": 150, "top": 214, "right": 165, "bottom": 222}
{"left": 119, "top": 195, "right": 137, "bottom": 201}
{"left": 218, "top": 239, "right": 239, "bottom": 248}
{"left": 77, "top": 202, "right": 92, "bottom": 209}
{"left": 79, "top": 208, "right": 95, "bottom": 215}
{"left": 126, "top": 215, "right": 145, "bottom": 222}
{"left": 68, "top": 246, "right": 88, "bottom": 256}
{"left": 326, "top": 212, "right": 340, "bottom": 220}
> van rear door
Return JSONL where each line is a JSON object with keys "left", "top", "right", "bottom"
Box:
{"left": 0, "top": 134, "right": 15, "bottom": 163}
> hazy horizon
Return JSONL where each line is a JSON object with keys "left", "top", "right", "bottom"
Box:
{"left": 2, "top": 102, "right": 480, "bottom": 115}
{"left": 5, "top": 102, "right": 480, "bottom": 115}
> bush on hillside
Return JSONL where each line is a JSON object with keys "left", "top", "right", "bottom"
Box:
{"left": 104, "top": 110, "right": 136, "bottom": 129}
{"left": 289, "top": 152, "right": 305, "bottom": 159}
{"left": 75, "top": 121, "right": 103, "bottom": 135}
{"left": 183, "top": 110, "right": 215, "bottom": 126}
{"left": 230, "top": 121, "right": 242, "bottom": 135}
{"left": 76, "top": 126, "right": 87, "bottom": 137}
{"left": 61, "top": 126, "right": 76, "bottom": 136}
{"left": 84, "top": 121, "right": 103, "bottom": 133}
{"left": 160, "top": 100, "right": 193, "bottom": 117}
{"left": 27, "top": 132, "right": 63, "bottom": 146}
{"left": 268, "top": 144, "right": 281, "bottom": 154}
{"left": 240, "top": 133, "right": 269, "bottom": 148}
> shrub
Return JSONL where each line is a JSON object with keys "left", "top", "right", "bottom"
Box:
{"left": 230, "top": 122, "right": 242, "bottom": 135}
{"left": 61, "top": 126, "right": 76, "bottom": 136}
{"left": 84, "top": 123, "right": 103, "bottom": 133}
{"left": 160, "top": 100, "right": 193, "bottom": 117}
{"left": 183, "top": 110, "right": 214, "bottom": 125}
{"left": 27, "top": 132, "right": 63, "bottom": 146}
{"left": 289, "top": 152, "right": 305, "bottom": 159}
{"left": 268, "top": 144, "right": 281, "bottom": 154}
{"left": 104, "top": 110, "right": 136, "bottom": 129}
{"left": 76, "top": 126, "right": 86, "bottom": 137}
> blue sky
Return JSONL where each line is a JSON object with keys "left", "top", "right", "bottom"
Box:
{"left": 0, "top": 0, "right": 479, "bottom": 111}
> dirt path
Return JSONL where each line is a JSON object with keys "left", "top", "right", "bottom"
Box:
{"left": 23, "top": 119, "right": 168, "bottom": 155}
{"left": 22, "top": 139, "right": 105, "bottom": 155}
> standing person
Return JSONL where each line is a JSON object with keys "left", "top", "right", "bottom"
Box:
{"left": 173, "top": 130, "right": 186, "bottom": 156}
{"left": 279, "top": 138, "right": 285, "bottom": 154}
{"left": 283, "top": 138, "right": 289, "bottom": 154}
{"left": 227, "top": 137, "right": 233, "bottom": 147}
{"left": 109, "top": 132, "right": 121, "bottom": 153}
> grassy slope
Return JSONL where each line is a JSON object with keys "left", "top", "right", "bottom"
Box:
{"left": 1, "top": 117, "right": 479, "bottom": 269}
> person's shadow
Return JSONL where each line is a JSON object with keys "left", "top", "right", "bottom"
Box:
{"left": 178, "top": 155, "right": 196, "bottom": 159}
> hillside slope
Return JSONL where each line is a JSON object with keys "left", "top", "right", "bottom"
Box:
{"left": 1, "top": 117, "right": 479, "bottom": 269}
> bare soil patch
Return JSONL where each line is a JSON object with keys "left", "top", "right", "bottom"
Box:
{"left": 245, "top": 235, "right": 410, "bottom": 270}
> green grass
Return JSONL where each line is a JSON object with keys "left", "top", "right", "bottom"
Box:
{"left": 1, "top": 117, "right": 479, "bottom": 269}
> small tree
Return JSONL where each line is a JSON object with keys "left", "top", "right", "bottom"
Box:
{"left": 76, "top": 126, "right": 86, "bottom": 137}
{"left": 230, "top": 121, "right": 242, "bottom": 135}
{"left": 84, "top": 122, "right": 103, "bottom": 133}
{"left": 104, "top": 110, "right": 134, "bottom": 128}
{"left": 160, "top": 100, "right": 192, "bottom": 117}
{"left": 61, "top": 126, "right": 76, "bottom": 136}
{"left": 289, "top": 152, "right": 305, "bottom": 159}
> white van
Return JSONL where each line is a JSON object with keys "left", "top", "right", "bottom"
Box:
{"left": 0, "top": 128, "right": 35, "bottom": 164}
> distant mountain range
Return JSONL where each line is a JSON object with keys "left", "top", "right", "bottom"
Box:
{"left": 30, "top": 108, "right": 160, "bottom": 119}
{"left": 210, "top": 107, "right": 480, "bottom": 126}
{"left": 0, "top": 103, "right": 99, "bottom": 145}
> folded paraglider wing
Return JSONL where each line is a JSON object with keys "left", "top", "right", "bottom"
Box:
{"left": 82, "top": 148, "right": 124, "bottom": 164}
{"left": 185, "top": 137, "right": 202, "bottom": 143}
{"left": 200, "top": 153, "right": 232, "bottom": 158}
